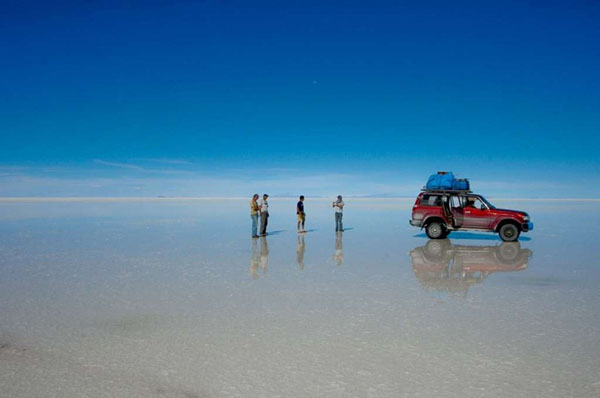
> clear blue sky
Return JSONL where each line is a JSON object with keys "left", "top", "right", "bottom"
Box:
{"left": 1, "top": 0, "right": 599, "bottom": 197}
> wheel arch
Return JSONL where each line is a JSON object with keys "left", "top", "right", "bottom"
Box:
{"left": 423, "top": 216, "right": 448, "bottom": 229}
{"left": 495, "top": 218, "right": 521, "bottom": 232}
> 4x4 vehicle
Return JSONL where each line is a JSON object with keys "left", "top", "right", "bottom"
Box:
{"left": 409, "top": 189, "right": 533, "bottom": 241}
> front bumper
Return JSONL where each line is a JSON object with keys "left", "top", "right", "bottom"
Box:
{"left": 522, "top": 222, "right": 534, "bottom": 232}
{"left": 410, "top": 220, "right": 422, "bottom": 227}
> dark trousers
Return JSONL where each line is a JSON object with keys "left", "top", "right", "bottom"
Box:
{"left": 335, "top": 212, "right": 343, "bottom": 231}
{"left": 260, "top": 212, "right": 269, "bottom": 235}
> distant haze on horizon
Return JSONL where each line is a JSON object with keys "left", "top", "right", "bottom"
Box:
{"left": 1, "top": 1, "right": 598, "bottom": 198}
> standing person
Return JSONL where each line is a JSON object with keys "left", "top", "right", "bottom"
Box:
{"left": 250, "top": 194, "right": 260, "bottom": 238}
{"left": 296, "top": 195, "right": 306, "bottom": 233}
{"left": 259, "top": 194, "right": 269, "bottom": 236}
{"left": 332, "top": 195, "right": 344, "bottom": 231}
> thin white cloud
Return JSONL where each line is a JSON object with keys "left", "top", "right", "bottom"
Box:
{"left": 93, "top": 159, "right": 200, "bottom": 176}
{"left": 93, "top": 159, "right": 146, "bottom": 170}
{"left": 136, "top": 158, "right": 194, "bottom": 165}
{"left": 0, "top": 164, "right": 596, "bottom": 198}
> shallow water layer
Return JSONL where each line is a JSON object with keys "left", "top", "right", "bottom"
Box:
{"left": 0, "top": 198, "right": 599, "bottom": 397}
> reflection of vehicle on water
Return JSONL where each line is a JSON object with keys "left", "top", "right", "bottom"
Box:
{"left": 410, "top": 240, "right": 532, "bottom": 295}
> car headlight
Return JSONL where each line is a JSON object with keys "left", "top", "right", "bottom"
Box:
{"left": 413, "top": 213, "right": 424, "bottom": 220}
{"left": 523, "top": 215, "right": 530, "bottom": 222}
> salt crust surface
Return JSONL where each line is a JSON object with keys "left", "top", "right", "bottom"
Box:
{"left": 1, "top": 199, "right": 599, "bottom": 397}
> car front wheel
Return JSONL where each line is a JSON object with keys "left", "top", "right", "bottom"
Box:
{"left": 426, "top": 222, "right": 445, "bottom": 239}
{"left": 499, "top": 223, "right": 520, "bottom": 242}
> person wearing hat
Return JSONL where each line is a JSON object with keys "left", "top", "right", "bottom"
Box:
{"left": 259, "top": 194, "right": 269, "bottom": 236}
{"left": 332, "top": 195, "right": 344, "bottom": 231}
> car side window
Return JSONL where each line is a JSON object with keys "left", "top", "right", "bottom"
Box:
{"left": 450, "top": 196, "right": 461, "bottom": 208}
{"left": 420, "top": 194, "right": 441, "bottom": 206}
{"left": 465, "top": 197, "right": 485, "bottom": 209}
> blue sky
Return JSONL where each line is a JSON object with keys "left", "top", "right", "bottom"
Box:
{"left": 1, "top": 0, "right": 599, "bottom": 197}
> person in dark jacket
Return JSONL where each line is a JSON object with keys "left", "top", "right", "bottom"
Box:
{"left": 297, "top": 195, "right": 306, "bottom": 233}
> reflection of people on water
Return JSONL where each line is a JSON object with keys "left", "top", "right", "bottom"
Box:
{"left": 250, "top": 236, "right": 269, "bottom": 279}
{"left": 296, "top": 234, "right": 305, "bottom": 270}
{"left": 409, "top": 240, "right": 531, "bottom": 296}
{"left": 249, "top": 238, "right": 260, "bottom": 279}
{"left": 259, "top": 236, "right": 269, "bottom": 273}
{"left": 333, "top": 231, "right": 343, "bottom": 266}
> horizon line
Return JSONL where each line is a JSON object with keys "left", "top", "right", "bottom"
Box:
{"left": 1, "top": 196, "right": 599, "bottom": 203}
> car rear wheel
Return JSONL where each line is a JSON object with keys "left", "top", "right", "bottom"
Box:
{"left": 426, "top": 222, "right": 445, "bottom": 239}
{"left": 499, "top": 223, "right": 520, "bottom": 242}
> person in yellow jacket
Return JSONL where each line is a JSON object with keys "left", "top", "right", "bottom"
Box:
{"left": 250, "top": 194, "right": 260, "bottom": 238}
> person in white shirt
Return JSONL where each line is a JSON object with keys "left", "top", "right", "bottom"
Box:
{"left": 259, "top": 194, "right": 269, "bottom": 235}
{"left": 332, "top": 195, "right": 344, "bottom": 231}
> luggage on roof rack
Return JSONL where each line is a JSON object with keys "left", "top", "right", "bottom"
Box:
{"left": 425, "top": 171, "right": 470, "bottom": 191}
{"left": 421, "top": 188, "right": 472, "bottom": 194}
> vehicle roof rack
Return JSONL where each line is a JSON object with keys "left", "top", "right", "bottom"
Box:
{"left": 421, "top": 188, "right": 473, "bottom": 194}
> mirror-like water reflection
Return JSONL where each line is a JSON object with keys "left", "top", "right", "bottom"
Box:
{"left": 1, "top": 199, "right": 599, "bottom": 397}
{"left": 333, "top": 231, "right": 344, "bottom": 267}
{"left": 410, "top": 240, "right": 531, "bottom": 296}
{"left": 296, "top": 234, "right": 305, "bottom": 270}
{"left": 250, "top": 237, "right": 270, "bottom": 279}
{"left": 250, "top": 231, "right": 346, "bottom": 278}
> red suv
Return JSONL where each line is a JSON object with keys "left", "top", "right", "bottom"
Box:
{"left": 409, "top": 190, "right": 533, "bottom": 241}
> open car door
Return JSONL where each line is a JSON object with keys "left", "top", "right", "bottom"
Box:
{"left": 450, "top": 195, "right": 463, "bottom": 228}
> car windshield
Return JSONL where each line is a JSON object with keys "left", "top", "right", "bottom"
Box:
{"left": 478, "top": 195, "right": 496, "bottom": 209}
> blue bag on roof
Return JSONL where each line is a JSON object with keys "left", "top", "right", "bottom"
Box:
{"left": 426, "top": 172, "right": 470, "bottom": 191}
{"left": 452, "top": 179, "right": 470, "bottom": 190}
{"left": 426, "top": 172, "right": 455, "bottom": 190}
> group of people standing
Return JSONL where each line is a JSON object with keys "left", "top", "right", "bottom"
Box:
{"left": 249, "top": 194, "right": 345, "bottom": 237}
{"left": 250, "top": 194, "right": 269, "bottom": 238}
